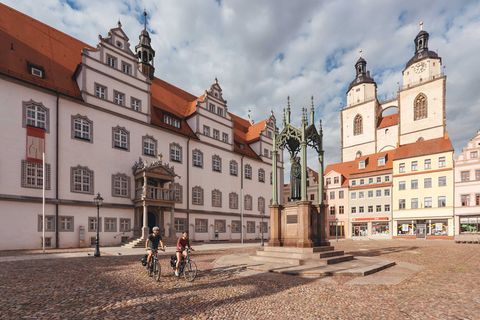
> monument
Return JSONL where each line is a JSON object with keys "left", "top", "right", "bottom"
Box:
{"left": 270, "top": 96, "right": 327, "bottom": 248}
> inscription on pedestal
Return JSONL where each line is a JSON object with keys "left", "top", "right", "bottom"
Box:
{"left": 286, "top": 214, "right": 298, "bottom": 224}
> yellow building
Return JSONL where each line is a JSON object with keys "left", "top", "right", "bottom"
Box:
{"left": 392, "top": 136, "right": 454, "bottom": 239}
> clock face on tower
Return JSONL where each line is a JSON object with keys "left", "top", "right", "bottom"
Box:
{"left": 413, "top": 61, "right": 427, "bottom": 74}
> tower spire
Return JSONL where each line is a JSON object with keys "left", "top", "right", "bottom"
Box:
{"left": 310, "top": 96, "right": 315, "bottom": 126}
{"left": 136, "top": 9, "right": 155, "bottom": 79}
{"left": 419, "top": 21, "right": 423, "bottom": 31}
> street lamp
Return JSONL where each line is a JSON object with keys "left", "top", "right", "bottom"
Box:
{"left": 93, "top": 192, "right": 103, "bottom": 257}
{"left": 335, "top": 218, "right": 339, "bottom": 242}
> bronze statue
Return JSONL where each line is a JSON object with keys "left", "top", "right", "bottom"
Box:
{"left": 290, "top": 157, "right": 301, "bottom": 201}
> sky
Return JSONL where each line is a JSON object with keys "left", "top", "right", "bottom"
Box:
{"left": 4, "top": 0, "right": 480, "bottom": 171}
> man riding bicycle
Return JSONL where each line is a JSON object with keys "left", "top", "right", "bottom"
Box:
{"left": 145, "top": 226, "right": 165, "bottom": 268}
{"left": 175, "top": 231, "right": 194, "bottom": 277}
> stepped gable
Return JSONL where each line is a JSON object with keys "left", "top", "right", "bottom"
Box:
{"left": 0, "top": 2, "right": 92, "bottom": 98}
{"left": 377, "top": 113, "right": 399, "bottom": 129}
{"left": 394, "top": 135, "right": 453, "bottom": 160}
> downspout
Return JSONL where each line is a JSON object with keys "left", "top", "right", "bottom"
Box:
{"left": 55, "top": 92, "right": 60, "bottom": 248}
{"left": 186, "top": 137, "right": 190, "bottom": 231}
{"left": 240, "top": 155, "right": 244, "bottom": 244}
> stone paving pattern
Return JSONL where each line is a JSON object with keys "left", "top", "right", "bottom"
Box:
{"left": 1, "top": 240, "right": 479, "bottom": 319}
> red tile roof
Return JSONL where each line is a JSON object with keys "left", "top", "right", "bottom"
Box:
{"left": 394, "top": 135, "right": 453, "bottom": 160}
{"left": 0, "top": 3, "right": 267, "bottom": 153}
{"left": 325, "top": 161, "right": 356, "bottom": 187}
{"left": 349, "top": 150, "right": 395, "bottom": 176}
{"left": 377, "top": 113, "right": 399, "bottom": 129}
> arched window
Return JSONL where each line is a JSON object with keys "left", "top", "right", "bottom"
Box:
{"left": 112, "top": 126, "right": 130, "bottom": 150}
{"left": 169, "top": 142, "right": 182, "bottom": 162}
{"left": 353, "top": 114, "right": 363, "bottom": 136}
{"left": 142, "top": 135, "right": 157, "bottom": 156}
{"left": 24, "top": 100, "right": 49, "bottom": 131}
{"left": 192, "top": 149, "right": 203, "bottom": 168}
{"left": 112, "top": 173, "right": 130, "bottom": 198}
{"left": 212, "top": 189, "right": 222, "bottom": 207}
{"left": 71, "top": 166, "right": 94, "bottom": 194}
{"left": 414, "top": 93, "right": 427, "bottom": 120}
{"left": 244, "top": 195, "right": 252, "bottom": 210}
{"left": 212, "top": 155, "right": 222, "bottom": 172}
{"left": 229, "top": 160, "right": 238, "bottom": 176}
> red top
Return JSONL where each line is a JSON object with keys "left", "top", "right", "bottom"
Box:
{"left": 176, "top": 237, "right": 190, "bottom": 251}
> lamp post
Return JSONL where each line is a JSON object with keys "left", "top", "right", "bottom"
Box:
{"left": 335, "top": 218, "right": 338, "bottom": 242}
{"left": 93, "top": 193, "right": 103, "bottom": 257}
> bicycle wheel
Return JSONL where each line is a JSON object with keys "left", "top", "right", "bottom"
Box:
{"left": 182, "top": 260, "right": 197, "bottom": 282}
{"left": 154, "top": 259, "right": 161, "bottom": 282}
{"left": 147, "top": 261, "right": 153, "bottom": 277}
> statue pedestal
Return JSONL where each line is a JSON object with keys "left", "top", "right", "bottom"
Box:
{"left": 269, "top": 201, "right": 327, "bottom": 248}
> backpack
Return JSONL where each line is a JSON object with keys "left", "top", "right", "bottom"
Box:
{"left": 170, "top": 255, "right": 177, "bottom": 268}
{"left": 141, "top": 254, "right": 148, "bottom": 266}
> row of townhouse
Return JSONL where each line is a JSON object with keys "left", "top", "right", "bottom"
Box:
{"left": 0, "top": 4, "right": 283, "bottom": 250}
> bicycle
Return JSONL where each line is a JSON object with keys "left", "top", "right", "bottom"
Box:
{"left": 146, "top": 249, "right": 164, "bottom": 282}
{"left": 170, "top": 248, "right": 197, "bottom": 282}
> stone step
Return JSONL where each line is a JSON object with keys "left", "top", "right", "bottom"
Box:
{"left": 256, "top": 250, "right": 314, "bottom": 260}
{"left": 318, "top": 250, "right": 345, "bottom": 259}
{"left": 250, "top": 255, "right": 302, "bottom": 266}
{"left": 263, "top": 246, "right": 334, "bottom": 254}
{"left": 323, "top": 254, "right": 354, "bottom": 265}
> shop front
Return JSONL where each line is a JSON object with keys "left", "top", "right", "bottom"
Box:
{"left": 351, "top": 217, "right": 391, "bottom": 239}
{"left": 395, "top": 219, "right": 451, "bottom": 239}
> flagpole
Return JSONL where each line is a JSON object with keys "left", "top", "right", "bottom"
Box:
{"left": 42, "top": 151, "right": 45, "bottom": 253}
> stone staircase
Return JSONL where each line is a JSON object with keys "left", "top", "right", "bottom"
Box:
{"left": 250, "top": 244, "right": 354, "bottom": 267}
{"left": 122, "top": 238, "right": 146, "bottom": 249}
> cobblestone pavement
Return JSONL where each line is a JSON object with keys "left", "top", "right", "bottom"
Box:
{"left": 1, "top": 241, "right": 479, "bottom": 319}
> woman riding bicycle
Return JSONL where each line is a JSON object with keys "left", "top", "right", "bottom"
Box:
{"left": 175, "top": 231, "right": 194, "bottom": 277}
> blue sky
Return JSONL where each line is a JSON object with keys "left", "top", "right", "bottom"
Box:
{"left": 5, "top": 0, "right": 480, "bottom": 168}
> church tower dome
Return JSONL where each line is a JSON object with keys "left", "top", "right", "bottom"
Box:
{"left": 347, "top": 55, "right": 376, "bottom": 92}
{"left": 135, "top": 10, "right": 155, "bottom": 79}
{"left": 404, "top": 23, "right": 440, "bottom": 69}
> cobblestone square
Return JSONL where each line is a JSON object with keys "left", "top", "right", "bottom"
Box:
{"left": 1, "top": 240, "right": 479, "bottom": 319}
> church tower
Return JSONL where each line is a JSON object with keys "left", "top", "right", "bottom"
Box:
{"left": 399, "top": 23, "right": 445, "bottom": 144}
{"left": 135, "top": 11, "right": 155, "bottom": 79}
{"left": 341, "top": 54, "right": 379, "bottom": 162}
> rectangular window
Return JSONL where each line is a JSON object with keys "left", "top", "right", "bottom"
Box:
{"left": 104, "top": 218, "right": 117, "bottom": 232}
{"left": 38, "top": 215, "right": 56, "bottom": 232}
{"left": 222, "top": 133, "right": 229, "bottom": 143}
{"left": 385, "top": 204, "right": 390, "bottom": 212}
{"left": 360, "top": 179, "right": 364, "bottom": 185}
{"left": 334, "top": 176, "right": 339, "bottom": 184}
{"left": 339, "top": 190, "right": 344, "bottom": 199}
{"left": 106, "top": 54, "right": 117, "bottom": 68}
{"left": 143, "top": 137, "right": 156, "bottom": 156}
{"left": 216, "top": 107, "right": 223, "bottom": 117}
{"left": 384, "top": 189, "right": 390, "bottom": 196}
{"left": 213, "top": 129, "right": 220, "bottom": 140}
{"left": 359, "top": 160, "right": 366, "bottom": 169}
{"left": 399, "top": 163, "right": 405, "bottom": 173}
{"left": 174, "top": 218, "right": 187, "bottom": 233}
{"left": 164, "top": 114, "right": 181, "bottom": 128}
{"left": 411, "top": 198, "right": 418, "bottom": 209}
{"left": 368, "top": 178, "right": 373, "bottom": 184}
{"left": 368, "top": 206, "right": 373, "bottom": 213}
{"left": 424, "top": 178, "right": 432, "bottom": 188}
{"left": 438, "top": 196, "right": 446, "bottom": 208}
{"left": 351, "top": 192, "right": 356, "bottom": 200}
{"left": 263, "top": 148, "right": 269, "bottom": 157}
{"left": 339, "top": 206, "right": 344, "bottom": 214}
{"left": 22, "top": 160, "right": 51, "bottom": 189}
{"left": 247, "top": 221, "right": 256, "bottom": 233}
{"left": 170, "top": 144, "right": 182, "bottom": 162}
{"left": 368, "top": 190, "right": 373, "bottom": 198}
{"left": 385, "top": 175, "right": 390, "bottom": 182}
{"left": 424, "top": 197, "right": 432, "bottom": 208}
{"left": 310, "top": 194, "right": 315, "bottom": 201}
{"left": 329, "top": 206, "right": 335, "bottom": 215}
{"left": 59, "top": 216, "right": 74, "bottom": 232}
{"left": 359, "top": 191, "right": 364, "bottom": 199}
{"left": 94, "top": 84, "right": 107, "bottom": 99}
{"left": 326, "top": 178, "right": 331, "bottom": 185}
{"left": 424, "top": 159, "right": 431, "bottom": 169}
{"left": 231, "top": 220, "right": 241, "bottom": 233}
{"left": 195, "top": 219, "right": 208, "bottom": 233}
{"left": 208, "top": 103, "right": 216, "bottom": 113}
{"left": 376, "top": 176, "right": 381, "bottom": 183}
{"left": 351, "top": 180, "right": 356, "bottom": 186}
{"left": 399, "top": 199, "right": 406, "bottom": 210}
{"left": 73, "top": 117, "right": 92, "bottom": 141}
{"left": 376, "top": 189, "right": 381, "bottom": 197}
{"left": 112, "top": 174, "right": 129, "bottom": 197}
{"left": 377, "top": 157, "right": 385, "bottom": 166}
{"left": 88, "top": 217, "right": 101, "bottom": 232}
{"left": 113, "top": 91, "right": 125, "bottom": 106}
{"left": 476, "top": 194, "right": 480, "bottom": 206}
{"left": 438, "top": 156, "right": 446, "bottom": 168}
{"left": 30, "top": 66, "right": 44, "bottom": 78}
{"left": 359, "top": 206, "right": 364, "bottom": 213}
{"left": 476, "top": 170, "right": 480, "bottom": 181}
{"left": 351, "top": 207, "right": 356, "bottom": 214}
{"left": 330, "top": 191, "right": 335, "bottom": 200}
{"left": 461, "top": 171, "right": 470, "bottom": 182}
{"left": 411, "top": 179, "right": 418, "bottom": 189}
{"left": 438, "top": 176, "right": 447, "bottom": 187}
{"left": 411, "top": 161, "right": 418, "bottom": 171}
{"left": 119, "top": 218, "right": 131, "bottom": 232}
{"left": 131, "top": 98, "right": 141, "bottom": 112}
{"left": 471, "top": 151, "right": 479, "bottom": 159}
{"left": 399, "top": 181, "right": 406, "bottom": 190}
{"left": 203, "top": 125, "right": 210, "bottom": 136}
{"left": 461, "top": 194, "right": 470, "bottom": 207}
{"left": 229, "top": 193, "right": 239, "bottom": 209}
{"left": 376, "top": 205, "right": 381, "bottom": 212}
{"left": 121, "top": 62, "right": 132, "bottom": 74}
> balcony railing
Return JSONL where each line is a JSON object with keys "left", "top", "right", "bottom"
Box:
{"left": 135, "top": 186, "right": 175, "bottom": 202}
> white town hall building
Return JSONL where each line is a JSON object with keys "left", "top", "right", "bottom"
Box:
{"left": 0, "top": 3, "right": 284, "bottom": 250}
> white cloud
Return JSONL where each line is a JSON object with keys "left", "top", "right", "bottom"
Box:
{"left": 4, "top": 0, "right": 480, "bottom": 167}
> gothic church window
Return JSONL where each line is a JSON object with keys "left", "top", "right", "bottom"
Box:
{"left": 353, "top": 114, "right": 363, "bottom": 135}
{"left": 414, "top": 93, "right": 428, "bottom": 120}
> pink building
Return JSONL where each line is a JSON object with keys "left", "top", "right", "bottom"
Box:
{"left": 455, "top": 130, "right": 480, "bottom": 239}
